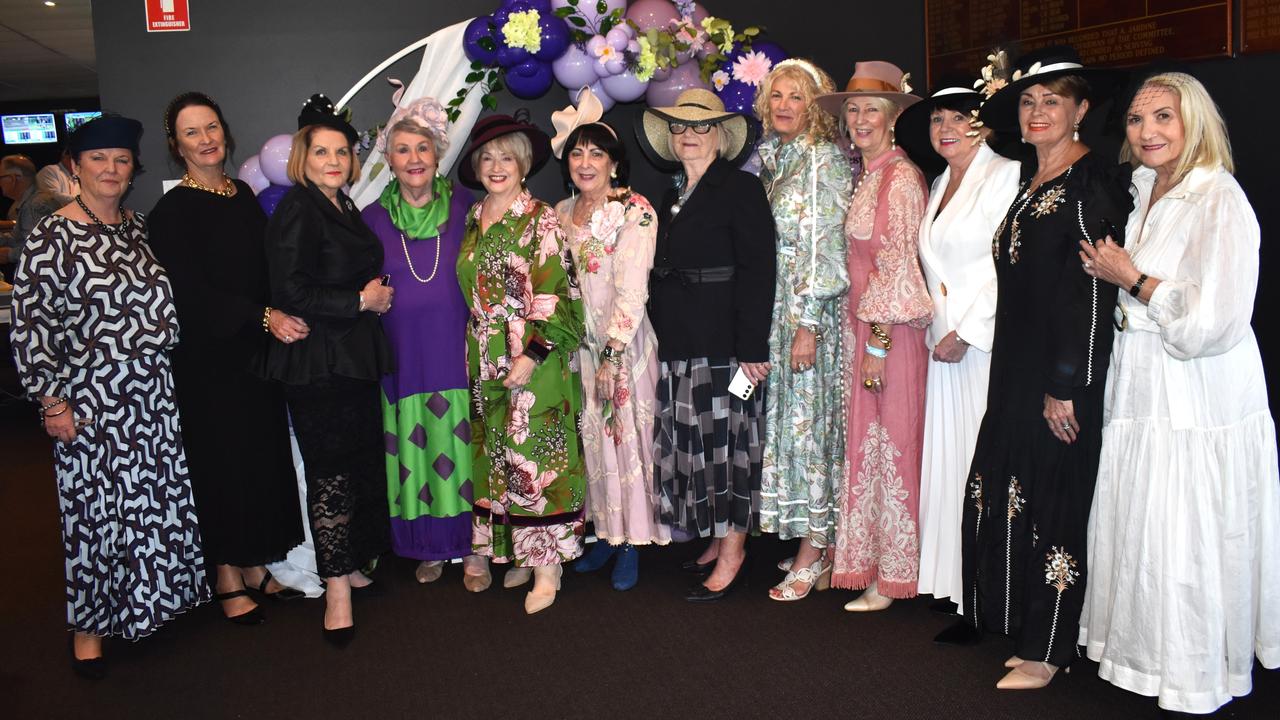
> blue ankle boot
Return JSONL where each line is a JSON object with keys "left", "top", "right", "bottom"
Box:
{"left": 574, "top": 540, "right": 617, "bottom": 573}
{"left": 611, "top": 544, "right": 639, "bottom": 591}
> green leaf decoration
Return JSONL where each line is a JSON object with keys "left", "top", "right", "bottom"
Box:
{"left": 481, "top": 94, "right": 498, "bottom": 110}
{"left": 596, "top": 0, "right": 608, "bottom": 15}
{"left": 554, "top": 6, "right": 574, "bottom": 18}
{"left": 466, "top": 71, "right": 484, "bottom": 83}
{"left": 568, "top": 15, "right": 586, "bottom": 27}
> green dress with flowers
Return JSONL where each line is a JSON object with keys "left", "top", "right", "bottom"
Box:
{"left": 457, "top": 190, "right": 587, "bottom": 566}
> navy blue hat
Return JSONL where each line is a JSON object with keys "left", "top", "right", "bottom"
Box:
{"left": 67, "top": 115, "right": 143, "bottom": 156}
{"left": 298, "top": 93, "right": 359, "bottom": 146}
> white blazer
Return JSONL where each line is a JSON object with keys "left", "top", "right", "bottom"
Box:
{"left": 917, "top": 144, "right": 1020, "bottom": 351}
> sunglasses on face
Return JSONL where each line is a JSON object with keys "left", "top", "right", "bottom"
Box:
{"left": 669, "top": 122, "right": 714, "bottom": 135}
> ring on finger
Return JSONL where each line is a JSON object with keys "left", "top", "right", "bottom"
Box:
{"left": 1060, "top": 422, "right": 1071, "bottom": 431}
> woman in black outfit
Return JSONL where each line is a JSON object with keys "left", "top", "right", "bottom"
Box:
{"left": 148, "top": 92, "right": 306, "bottom": 624}
{"left": 636, "top": 89, "right": 776, "bottom": 601}
{"left": 262, "top": 94, "right": 394, "bottom": 646}
{"left": 933, "top": 47, "right": 1133, "bottom": 690}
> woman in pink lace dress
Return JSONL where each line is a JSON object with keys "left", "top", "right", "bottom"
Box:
{"left": 818, "top": 61, "right": 932, "bottom": 612}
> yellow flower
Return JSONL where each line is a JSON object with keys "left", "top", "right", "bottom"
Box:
{"left": 635, "top": 37, "right": 658, "bottom": 82}
{"left": 502, "top": 9, "right": 543, "bottom": 54}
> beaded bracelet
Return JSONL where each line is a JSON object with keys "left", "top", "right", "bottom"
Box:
{"left": 261, "top": 306, "right": 273, "bottom": 333}
{"left": 40, "top": 396, "right": 67, "bottom": 413}
{"left": 864, "top": 343, "right": 888, "bottom": 359}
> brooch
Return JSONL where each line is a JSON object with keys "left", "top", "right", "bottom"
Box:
{"left": 1030, "top": 185, "right": 1066, "bottom": 218}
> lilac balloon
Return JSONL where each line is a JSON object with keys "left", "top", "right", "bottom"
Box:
{"left": 552, "top": 44, "right": 598, "bottom": 89}
{"left": 585, "top": 35, "right": 607, "bottom": 58}
{"left": 257, "top": 184, "right": 290, "bottom": 217}
{"left": 553, "top": 0, "right": 626, "bottom": 31}
{"left": 237, "top": 154, "right": 270, "bottom": 195}
{"left": 645, "top": 60, "right": 710, "bottom": 107}
{"left": 258, "top": 134, "right": 294, "bottom": 187}
{"left": 534, "top": 14, "right": 571, "bottom": 61}
{"left": 604, "top": 58, "right": 626, "bottom": 76}
{"left": 626, "top": 0, "right": 680, "bottom": 31}
{"left": 505, "top": 60, "right": 554, "bottom": 99}
{"left": 463, "top": 16, "right": 499, "bottom": 66}
{"left": 600, "top": 69, "right": 649, "bottom": 103}
{"left": 605, "top": 27, "right": 629, "bottom": 51}
{"left": 689, "top": 2, "right": 710, "bottom": 23}
{"left": 570, "top": 82, "right": 615, "bottom": 112}
{"left": 651, "top": 65, "right": 671, "bottom": 82}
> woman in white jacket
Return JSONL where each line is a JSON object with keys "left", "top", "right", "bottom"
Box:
{"left": 1078, "top": 71, "right": 1279, "bottom": 715}
{"left": 896, "top": 81, "right": 1020, "bottom": 618}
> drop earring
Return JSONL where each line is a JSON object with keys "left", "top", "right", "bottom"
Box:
{"left": 890, "top": 127, "right": 896, "bottom": 149}
{"left": 1072, "top": 121, "right": 1080, "bottom": 142}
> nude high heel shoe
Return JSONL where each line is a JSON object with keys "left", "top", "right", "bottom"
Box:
{"left": 843, "top": 580, "right": 893, "bottom": 612}
{"left": 996, "top": 661, "right": 1066, "bottom": 690}
{"left": 504, "top": 566, "right": 533, "bottom": 589}
{"left": 1004, "top": 655, "right": 1025, "bottom": 668}
{"left": 462, "top": 555, "right": 491, "bottom": 593}
{"left": 525, "top": 565, "right": 562, "bottom": 615}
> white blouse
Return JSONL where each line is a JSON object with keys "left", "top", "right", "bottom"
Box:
{"left": 917, "top": 144, "right": 1021, "bottom": 351}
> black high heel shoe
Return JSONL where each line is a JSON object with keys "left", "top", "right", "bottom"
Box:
{"left": 680, "top": 558, "right": 715, "bottom": 575}
{"left": 244, "top": 569, "right": 305, "bottom": 601}
{"left": 323, "top": 625, "right": 355, "bottom": 649}
{"left": 67, "top": 634, "right": 106, "bottom": 680}
{"left": 684, "top": 563, "right": 747, "bottom": 602}
{"left": 214, "top": 588, "right": 265, "bottom": 626}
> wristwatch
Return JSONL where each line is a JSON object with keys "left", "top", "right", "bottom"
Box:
{"left": 600, "top": 345, "right": 624, "bottom": 367}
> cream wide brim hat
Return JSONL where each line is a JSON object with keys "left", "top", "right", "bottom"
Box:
{"left": 636, "top": 88, "right": 753, "bottom": 166}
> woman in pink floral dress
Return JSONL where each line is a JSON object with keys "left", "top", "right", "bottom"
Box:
{"left": 551, "top": 89, "right": 668, "bottom": 592}
{"left": 818, "top": 61, "right": 932, "bottom": 612}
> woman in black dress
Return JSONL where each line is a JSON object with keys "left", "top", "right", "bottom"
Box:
{"left": 262, "top": 95, "right": 394, "bottom": 646}
{"left": 148, "top": 92, "right": 307, "bottom": 624}
{"left": 934, "top": 47, "right": 1133, "bottom": 689}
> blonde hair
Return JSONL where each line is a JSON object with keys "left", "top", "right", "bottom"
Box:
{"left": 469, "top": 132, "right": 533, "bottom": 182}
{"left": 837, "top": 96, "right": 901, "bottom": 140}
{"left": 1119, "top": 72, "right": 1234, "bottom": 181}
{"left": 754, "top": 60, "right": 838, "bottom": 142}
{"left": 286, "top": 125, "right": 362, "bottom": 186}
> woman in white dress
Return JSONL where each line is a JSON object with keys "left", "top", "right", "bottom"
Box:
{"left": 1078, "top": 71, "right": 1280, "bottom": 715}
{"left": 895, "top": 81, "right": 1019, "bottom": 616}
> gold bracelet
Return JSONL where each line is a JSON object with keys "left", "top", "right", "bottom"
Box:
{"left": 869, "top": 323, "right": 892, "bottom": 352}
{"left": 262, "top": 306, "right": 272, "bottom": 333}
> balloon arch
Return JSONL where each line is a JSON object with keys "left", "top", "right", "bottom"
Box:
{"left": 235, "top": 0, "right": 788, "bottom": 214}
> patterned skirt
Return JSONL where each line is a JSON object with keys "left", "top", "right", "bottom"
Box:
{"left": 655, "top": 357, "right": 765, "bottom": 540}
{"left": 56, "top": 353, "right": 209, "bottom": 639}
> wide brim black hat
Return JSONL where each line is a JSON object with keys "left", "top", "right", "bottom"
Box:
{"left": 298, "top": 93, "right": 359, "bottom": 147}
{"left": 67, "top": 115, "right": 143, "bottom": 156}
{"left": 978, "top": 46, "right": 1123, "bottom": 133}
{"left": 894, "top": 76, "right": 986, "bottom": 171}
{"left": 456, "top": 112, "right": 551, "bottom": 190}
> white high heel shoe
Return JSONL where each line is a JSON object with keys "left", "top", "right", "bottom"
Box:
{"left": 525, "top": 565, "right": 562, "bottom": 615}
{"left": 843, "top": 580, "right": 893, "bottom": 612}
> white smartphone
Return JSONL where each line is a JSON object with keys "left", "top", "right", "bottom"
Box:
{"left": 727, "top": 367, "right": 755, "bottom": 400}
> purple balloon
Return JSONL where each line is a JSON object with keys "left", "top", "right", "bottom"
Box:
{"left": 600, "top": 69, "right": 649, "bottom": 103}
{"left": 645, "top": 60, "right": 710, "bottom": 107}
{"left": 552, "top": 44, "right": 597, "bottom": 89}
{"left": 495, "top": 44, "right": 530, "bottom": 69}
{"left": 651, "top": 65, "right": 671, "bottom": 82}
{"left": 505, "top": 60, "right": 554, "bottom": 99}
{"left": 626, "top": 0, "right": 680, "bottom": 31}
{"left": 258, "top": 134, "right": 293, "bottom": 187}
{"left": 605, "top": 27, "right": 629, "bottom": 51}
{"left": 237, "top": 154, "right": 269, "bottom": 195}
{"left": 463, "top": 16, "right": 499, "bottom": 66}
{"left": 534, "top": 14, "right": 570, "bottom": 61}
{"left": 257, "top": 184, "right": 290, "bottom": 217}
{"left": 715, "top": 41, "right": 790, "bottom": 114}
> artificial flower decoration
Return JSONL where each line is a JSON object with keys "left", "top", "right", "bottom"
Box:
{"left": 502, "top": 9, "right": 543, "bottom": 53}
{"left": 731, "top": 50, "right": 774, "bottom": 86}
{"left": 635, "top": 37, "right": 658, "bottom": 82}
{"left": 900, "top": 72, "right": 913, "bottom": 94}
{"left": 712, "top": 69, "right": 730, "bottom": 91}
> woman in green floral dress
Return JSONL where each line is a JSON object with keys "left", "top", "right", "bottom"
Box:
{"left": 455, "top": 114, "right": 586, "bottom": 615}
{"left": 755, "top": 60, "right": 854, "bottom": 601}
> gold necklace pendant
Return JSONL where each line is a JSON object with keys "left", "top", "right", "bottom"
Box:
{"left": 183, "top": 173, "right": 234, "bottom": 197}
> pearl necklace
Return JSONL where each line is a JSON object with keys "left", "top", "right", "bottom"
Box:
{"left": 182, "top": 172, "right": 235, "bottom": 197}
{"left": 74, "top": 195, "right": 128, "bottom": 238}
{"left": 400, "top": 231, "right": 441, "bottom": 283}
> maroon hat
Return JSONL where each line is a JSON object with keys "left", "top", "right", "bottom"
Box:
{"left": 457, "top": 111, "right": 551, "bottom": 190}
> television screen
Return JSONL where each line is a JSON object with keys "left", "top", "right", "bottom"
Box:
{"left": 2, "top": 113, "right": 58, "bottom": 145}
{"left": 64, "top": 111, "right": 101, "bottom": 133}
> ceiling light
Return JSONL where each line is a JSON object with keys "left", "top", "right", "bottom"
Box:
{"left": 45, "top": 1, "right": 57, "bottom": 7}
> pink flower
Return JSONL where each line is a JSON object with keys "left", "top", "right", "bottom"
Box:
{"left": 512, "top": 525, "right": 579, "bottom": 565}
{"left": 505, "top": 448, "right": 554, "bottom": 514}
{"left": 589, "top": 201, "right": 626, "bottom": 241}
{"left": 506, "top": 254, "right": 533, "bottom": 310}
{"left": 526, "top": 293, "right": 560, "bottom": 322}
{"left": 585, "top": 257, "right": 601, "bottom": 273}
{"left": 506, "top": 317, "right": 526, "bottom": 358}
{"left": 732, "top": 51, "right": 774, "bottom": 87}
{"left": 507, "top": 389, "right": 536, "bottom": 445}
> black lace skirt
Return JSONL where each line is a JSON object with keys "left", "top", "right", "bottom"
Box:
{"left": 284, "top": 375, "right": 390, "bottom": 578}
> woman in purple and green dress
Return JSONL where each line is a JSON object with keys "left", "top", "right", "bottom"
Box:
{"left": 360, "top": 98, "right": 484, "bottom": 588}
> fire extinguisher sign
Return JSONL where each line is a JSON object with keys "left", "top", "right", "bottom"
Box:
{"left": 145, "top": 0, "right": 191, "bottom": 33}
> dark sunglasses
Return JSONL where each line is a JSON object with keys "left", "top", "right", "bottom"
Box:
{"left": 669, "top": 122, "right": 714, "bottom": 135}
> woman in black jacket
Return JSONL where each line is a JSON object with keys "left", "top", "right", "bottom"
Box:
{"left": 637, "top": 89, "right": 776, "bottom": 601}
{"left": 262, "top": 94, "right": 394, "bottom": 646}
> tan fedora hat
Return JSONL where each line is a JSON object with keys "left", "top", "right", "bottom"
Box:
{"left": 817, "top": 61, "right": 920, "bottom": 117}
{"left": 636, "top": 88, "right": 753, "bottom": 166}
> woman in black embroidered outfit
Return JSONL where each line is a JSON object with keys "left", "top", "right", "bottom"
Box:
{"left": 9, "top": 115, "right": 208, "bottom": 678}
{"left": 932, "top": 47, "right": 1133, "bottom": 690}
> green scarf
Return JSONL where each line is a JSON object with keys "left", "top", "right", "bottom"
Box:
{"left": 378, "top": 174, "right": 452, "bottom": 239}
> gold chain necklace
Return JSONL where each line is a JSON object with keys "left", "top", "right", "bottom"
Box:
{"left": 400, "top": 231, "right": 441, "bottom": 283}
{"left": 182, "top": 172, "right": 235, "bottom": 197}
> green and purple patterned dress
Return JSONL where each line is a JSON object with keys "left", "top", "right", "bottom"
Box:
{"left": 457, "top": 190, "right": 586, "bottom": 567}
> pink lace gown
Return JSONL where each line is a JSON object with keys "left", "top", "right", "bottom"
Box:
{"left": 832, "top": 147, "right": 932, "bottom": 597}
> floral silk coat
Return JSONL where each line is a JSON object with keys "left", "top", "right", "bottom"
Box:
{"left": 458, "top": 191, "right": 586, "bottom": 567}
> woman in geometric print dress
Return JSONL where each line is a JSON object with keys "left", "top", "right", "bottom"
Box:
{"left": 456, "top": 114, "right": 586, "bottom": 615}
{"left": 9, "top": 115, "right": 208, "bottom": 678}
{"left": 941, "top": 47, "right": 1133, "bottom": 690}
{"left": 359, "top": 97, "right": 480, "bottom": 588}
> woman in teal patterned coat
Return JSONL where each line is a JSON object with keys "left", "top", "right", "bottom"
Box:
{"left": 756, "top": 60, "right": 854, "bottom": 601}
{"left": 455, "top": 114, "right": 586, "bottom": 615}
